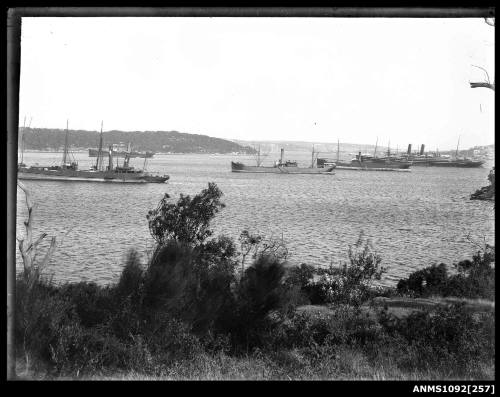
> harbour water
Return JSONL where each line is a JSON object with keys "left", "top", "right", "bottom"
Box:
{"left": 15, "top": 150, "right": 495, "bottom": 286}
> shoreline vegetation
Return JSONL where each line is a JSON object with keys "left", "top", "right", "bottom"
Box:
{"left": 470, "top": 167, "right": 495, "bottom": 201}
{"left": 14, "top": 182, "right": 495, "bottom": 380}
{"left": 19, "top": 128, "right": 257, "bottom": 155}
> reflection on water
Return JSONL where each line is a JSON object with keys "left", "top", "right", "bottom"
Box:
{"left": 16, "top": 151, "right": 495, "bottom": 286}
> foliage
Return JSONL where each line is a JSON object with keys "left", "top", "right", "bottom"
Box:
{"left": 15, "top": 184, "right": 495, "bottom": 379}
{"left": 238, "top": 230, "right": 289, "bottom": 274}
{"left": 147, "top": 182, "right": 225, "bottom": 245}
{"left": 313, "top": 235, "right": 386, "bottom": 306}
{"left": 397, "top": 245, "right": 495, "bottom": 299}
{"left": 378, "top": 303, "right": 495, "bottom": 374}
{"left": 230, "top": 255, "right": 291, "bottom": 349}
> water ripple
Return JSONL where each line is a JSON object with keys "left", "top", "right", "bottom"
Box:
{"left": 16, "top": 151, "right": 495, "bottom": 286}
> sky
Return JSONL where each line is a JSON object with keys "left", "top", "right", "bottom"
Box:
{"left": 19, "top": 17, "right": 494, "bottom": 150}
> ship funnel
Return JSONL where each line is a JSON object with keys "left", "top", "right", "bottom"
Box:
{"left": 420, "top": 144, "right": 425, "bottom": 155}
{"left": 280, "top": 148, "right": 284, "bottom": 165}
{"left": 407, "top": 144, "right": 412, "bottom": 155}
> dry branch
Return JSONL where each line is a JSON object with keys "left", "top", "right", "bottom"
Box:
{"left": 17, "top": 181, "right": 57, "bottom": 288}
{"left": 470, "top": 82, "right": 495, "bottom": 91}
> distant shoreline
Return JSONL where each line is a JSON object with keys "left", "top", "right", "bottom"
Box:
{"left": 19, "top": 150, "right": 253, "bottom": 156}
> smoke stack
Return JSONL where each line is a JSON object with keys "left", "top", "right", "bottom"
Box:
{"left": 280, "top": 148, "right": 284, "bottom": 165}
{"left": 420, "top": 144, "right": 425, "bottom": 156}
{"left": 407, "top": 144, "right": 412, "bottom": 155}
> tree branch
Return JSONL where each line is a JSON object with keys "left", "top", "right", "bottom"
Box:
{"left": 470, "top": 82, "right": 495, "bottom": 91}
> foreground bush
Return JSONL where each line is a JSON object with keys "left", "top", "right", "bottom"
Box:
{"left": 378, "top": 303, "right": 495, "bottom": 377}
{"left": 287, "top": 235, "right": 386, "bottom": 306}
{"left": 14, "top": 183, "right": 495, "bottom": 379}
{"left": 397, "top": 245, "right": 495, "bottom": 300}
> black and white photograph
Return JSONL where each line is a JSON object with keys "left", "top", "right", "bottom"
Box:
{"left": 6, "top": 7, "right": 495, "bottom": 383}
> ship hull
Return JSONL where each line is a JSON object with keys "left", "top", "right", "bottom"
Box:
{"left": 335, "top": 165, "right": 411, "bottom": 172}
{"left": 317, "top": 157, "right": 411, "bottom": 171}
{"left": 231, "top": 162, "right": 335, "bottom": 174}
{"left": 18, "top": 168, "right": 168, "bottom": 183}
{"left": 410, "top": 160, "right": 484, "bottom": 167}
{"left": 88, "top": 149, "right": 154, "bottom": 158}
{"left": 330, "top": 161, "right": 411, "bottom": 171}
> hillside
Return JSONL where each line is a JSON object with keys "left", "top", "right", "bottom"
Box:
{"left": 19, "top": 128, "right": 257, "bottom": 154}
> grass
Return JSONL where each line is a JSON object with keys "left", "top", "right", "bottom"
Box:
{"left": 16, "top": 347, "right": 494, "bottom": 381}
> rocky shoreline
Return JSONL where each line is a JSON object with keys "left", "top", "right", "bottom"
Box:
{"left": 470, "top": 167, "right": 495, "bottom": 201}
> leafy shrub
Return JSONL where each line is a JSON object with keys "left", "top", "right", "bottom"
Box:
{"left": 146, "top": 182, "right": 225, "bottom": 245}
{"left": 378, "top": 303, "right": 495, "bottom": 374}
{"left": 238, "top": 230, "right": 289, "bottom": 273}
{"left": 396, "top": 263, "right": 448, "bottom": 296}
{"left": 141, "top": 315, "right": 204, "bottom": 365}
{"left": 265, "top": 305, "right": 384, "bottom": 354}
{"left": 314, "top": 236, "right": 386, "bottom": 306}
{"left": 285, "top": 263, "right": 315, "bottom": 291}
{"left": 230, "top": 255, "right": 291, "bottom": 349}
{"left": 48, "top": 324, "right": 130, "bottom": 373}
{"left": 397, "top": 246, "right": 495, "bottom": 299}
{"left": 115, "top": 249, "right": 144, "bottom": 303}
{"left": 57, "top": 282, "right": 115, "bottom": 328}
{"left": 141, "top": 240, "right": 196, "bottom": 315}
{"left": 16, "top": 278, "right": 77, "bottom": 364}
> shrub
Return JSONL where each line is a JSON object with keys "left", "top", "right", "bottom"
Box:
{"left": 146, "top": 182, "right": 225, "bottom": 245}
{"left": 57, "top": 282, "right": 115, "bottom": 328}
{"left": 396, "top": 263, "right": 448, "bottom": 296}
{"left": 48, "top": 324, "right": 130, "bottom": 373}
{"left": 141, "top": 240, "right": 196, "bottom": 315}
{"left": 231, "top": 255, "right": 290, "bottom": 349}
{"left": 238, "top": 230, "right": 289, "bottom": 273}
{"left": 378, "top": 303, "right": 495, "bottom": 374}
{"left": 314, "top": 235, "right": 386, "bottom": 306}
{"left": 16, "top": 278, "right": 77, "bottom": 365}
{"left": 115, "top": 249, "right": 144, "bottom": 303}
{"left": 285, "top": 263, "right": 315, "bottom": 291}
{"left": 265, "top": 305, "right": 385, "bottom": 354}
{"left": 141, "top": 315, "right": 204, "bottom": 365}
{"left": 396, "top": 246, "right": 495, "bottom": 299}
{"left": 141, "top": 239, "right": 237, "bottom": 336}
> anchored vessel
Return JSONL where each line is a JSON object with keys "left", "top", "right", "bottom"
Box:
{"left": 231, "top": 148, "right": 336, "bottom": 174}
{"left": 318, "top": 154, "right": 412, "bottom": 172}
{"left": 317, "top": 140, "right": 411, "bottom": 172}
{"left": 403, "top": 143, "right": 485, "bottom": 168}
{"left": 18, "top": 121, "right": 169, "bottom": 183}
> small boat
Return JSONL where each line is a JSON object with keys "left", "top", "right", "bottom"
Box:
{"left": 18, "top": 121, "right": 169, "bottom": 184}
{"left": 231, "top": 147, "right": 335, "bottom": 174}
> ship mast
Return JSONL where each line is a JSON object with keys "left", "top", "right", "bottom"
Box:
{"left": 62, "top": 119, "right": 69, "bottom": 167}
{"left": 373, "top": 137, "right": 378, "bottom": 157}
{"left": 455, "top": 135, "right": 460, "bottom": 159}
{"left": 96, "top": 121, "right": 104, "bottom": 171}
